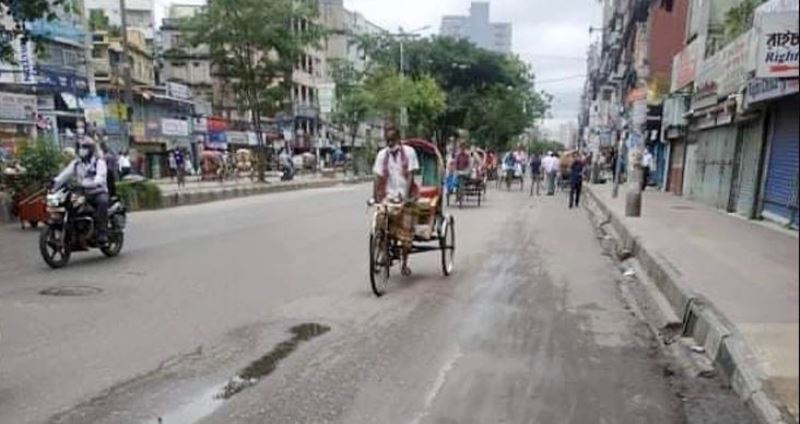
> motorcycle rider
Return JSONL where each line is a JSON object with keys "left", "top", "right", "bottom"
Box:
{"left": 52, "top": 136, "right": 110, "bottom": 244}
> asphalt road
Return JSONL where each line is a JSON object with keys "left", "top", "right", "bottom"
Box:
{"left": 0, "top": 183, "right": 753, "bottom": 424}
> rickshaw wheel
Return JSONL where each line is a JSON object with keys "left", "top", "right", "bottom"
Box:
{"left": 440, "top": 215, "right": 455, "bottom": 276}
{"left": 369, "top": 232, "right": 391, "bottom": 297}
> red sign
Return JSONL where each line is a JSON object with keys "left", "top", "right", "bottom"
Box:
{"left": 207, "top": 117, "right": 229, "bottom": 132}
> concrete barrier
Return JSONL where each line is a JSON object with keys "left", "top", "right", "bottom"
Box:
{"left": 582, "top": 184, "right": 794, "bottom": 424}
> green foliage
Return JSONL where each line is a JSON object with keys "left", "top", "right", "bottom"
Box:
{"left": 88, "top": 9, "right": 110, "bottom": 31}
{"left": 1, "top": 0, "right": 70, "bottom": 63}
{"left": 4, "top": 138, "right": 67, "bottom": 196}
{"left": 186, "top": 0, "right": 324, "bottom": 120}
{"left": 724, "top": 0, "right": 766, "bottom": 42}
{"left": 116, "top": 180, "right": 162, "bottom": 210}
{"left": 352, "top": 35, "right": 551, "bottom": 150}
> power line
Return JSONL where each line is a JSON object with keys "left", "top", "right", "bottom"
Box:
{"left": 534, "top": 74, "right": 587, "bottom": 84}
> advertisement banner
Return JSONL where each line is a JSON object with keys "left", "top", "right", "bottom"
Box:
{"left": 161, "top": 118, "right": 190, "bottom": 137}
{"left": 755, "top": 12, "right": 799, "bottom": 78}
{"left": 746, "top": 78, "right": 800, "bottom": 106}
{"left": 717, "top": 29, "right": 756, "bottom": 96}
{"left": 166, "top": 82, "right": 193, "bottom": 100}
{"left": 0, "top": 92, "right": 36, "bottom": 122}
{"left": 692, "top": 51, "right": 722, "bottom": 109}
{"left": 671, "top": 36, "right": 705, "bottom": 92}
{"left": 318, "top": 82, "right": 336, "bottom": 114}
{"left": 36, "top": 70, "right": 89, "bottom": 93}
{"left": 82, "top": 96, "right": 106, "bottom": 129}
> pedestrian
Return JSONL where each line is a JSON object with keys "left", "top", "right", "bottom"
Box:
{"left": 168, "top": 151, "right": 177, "bottom": 181}
{"left": 529, "top": 153, "right": 542, "bottom": 196}
{"left": 174, "top": 148, "right": 186, "bottom": 188}
{"left": 119, "top": 150, "right": 132, "bottom": 179}
{"left": 543, "top": 151, "right": 559, "bottom": 195}
{"left": 641, "top": 148, "right": 654, "bottom": 191}
{"left": 569, "top": 151, "right": 585, "bottom": 209}
{"left": 99, "top": 141, "right": 118, "bottom": 198}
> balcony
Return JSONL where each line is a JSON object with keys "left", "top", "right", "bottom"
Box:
{"left": 92, "top": 59, "right": 112, "bottom": 76}
{"left": 29, "top": 20, "right": 86, "bottom": 47}
{"left": 294, "top": 103, "right": 320, "bottom": 119}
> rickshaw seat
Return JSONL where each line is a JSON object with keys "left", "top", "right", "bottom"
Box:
{"left": 418, "top": 186, "right": 439, "bottom": 199}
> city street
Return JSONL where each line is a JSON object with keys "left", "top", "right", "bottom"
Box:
{"left": 0, "top": 184, "right": 753, "bottom": 424}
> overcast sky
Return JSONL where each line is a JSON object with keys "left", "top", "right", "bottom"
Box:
{"left": 155, "top": 0, "right": 602, "bottom": 132}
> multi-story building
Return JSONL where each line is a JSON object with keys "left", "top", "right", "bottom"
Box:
{"left": 85, "top": 0, "right": 156, "bottom": 39}
{"left": 319, "top": 0, "right": 385, "bottom": 149}
{"left": 440, "top": 2, "right": 512, "bottom": 54}
{"left": 0, "top": 2, "right": 92, "bottom": 150}
{"left": 158, "top": 5, "right": 213, "bottom": 109}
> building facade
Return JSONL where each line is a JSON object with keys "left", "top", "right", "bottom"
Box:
{"left": 440, "top": 2, "right": 512, "bottom": 54}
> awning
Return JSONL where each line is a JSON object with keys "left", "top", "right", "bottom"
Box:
{"left": 59, "top": 92, "right": 79, "bottom": 110}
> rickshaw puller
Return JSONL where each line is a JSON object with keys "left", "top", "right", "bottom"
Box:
{"left": 373, "top": 123, "right": 420, "bottom": 276}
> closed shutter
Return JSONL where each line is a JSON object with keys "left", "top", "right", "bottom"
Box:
{"left": 763, "top": 95, "right": 800, "bottom": 227}
{"left": 688, "top": 126, "right": 737, "bottom": 209}
{"left": 684, "top": 141, "right": 699, "bottom": 198}
{"left": 669, "top": 139, "right": 686, "bottom": 195}
{"left": 732, "top": 118, "right": 764, "bottom": 218}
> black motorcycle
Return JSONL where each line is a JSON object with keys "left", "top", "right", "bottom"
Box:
{"left": 39, "top": 184, "right": 127, "bottom": 268}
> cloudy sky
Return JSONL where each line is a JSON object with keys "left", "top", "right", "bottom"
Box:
{"left": 155, "top": 0, "right": 602, "bottom": 132}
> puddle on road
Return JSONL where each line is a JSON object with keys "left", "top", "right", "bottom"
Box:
{"left": 153, "top": 323, "right": 330, "bottom": 424}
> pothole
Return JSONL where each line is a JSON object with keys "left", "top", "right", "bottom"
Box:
{"left": 39, "top": 285, "right": 103, "bottom": 297}
{"left": 215, "top": 323, "right": 331, "bottom": 400}
{"left": 671, "top": 206, "right": 694, "bottom": 210}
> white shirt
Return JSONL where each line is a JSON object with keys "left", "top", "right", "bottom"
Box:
{"left": 118, "top": 155, "right": 131, "bottom": 169}
{"left": 642, "top": 152, "right": 654, "bottom": 168}
{"left": 542, "top": 156, "right": 559, "bottom": 173}
{"left": 373, "top": 145, "right": 420, "bottom": 200}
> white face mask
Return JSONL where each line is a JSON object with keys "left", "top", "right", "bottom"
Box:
{"left": 79, "top": 147, "right": 92, "bottom": 159}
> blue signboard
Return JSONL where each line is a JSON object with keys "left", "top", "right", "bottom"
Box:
{"left": 36, "top": 70, "right": 89, "bottom": 93}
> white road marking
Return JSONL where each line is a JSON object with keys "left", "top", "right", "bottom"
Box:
{"left": 409, "top": 347, "right": 462, "bottom": 424}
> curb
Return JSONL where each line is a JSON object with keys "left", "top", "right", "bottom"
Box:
{"left": 583, "top": 185, "right": 795, "bottom": 424}
{"left": 142, "top": 176, "right": 373, "bottom": 212}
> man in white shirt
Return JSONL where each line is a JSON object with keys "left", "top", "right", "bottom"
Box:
{"left": 641, "top": 149, "right": 654, "bottom": 191}
{"left": 542, "top": 152, "right": 559, "bottom": 195}
{"left": 372, "top": 123, "right": 420, "bottom": 276}
{"left": 373, "top": 124, "right": 420, "bottom": 201}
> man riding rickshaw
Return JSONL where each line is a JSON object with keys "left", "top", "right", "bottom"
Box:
{"left": 369, "top": 122, "right": 455, "bottom": 296}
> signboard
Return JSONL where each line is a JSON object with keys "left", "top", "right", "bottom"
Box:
{"left": 166, "top": 82, "right": 193, "bottom": 100}
{"left": 227, "top": 131, "right": 249, "bottom": 145}
{"left": 161, "top": 118, "right": 190, "bottom": 137}
{"left": 754, "top": 12, "right": 799, "bottom": 78}
{"left": 83, "top": 96, "right": 106, "bottom": 129}
{"left": 193, "top": 117, "right": 207, "bottom": 133}
{"left": 717, "top": 29, "right": 756, "bottom": 96}
{"left": 0, "top": 93, "right": 36, "bottom": 122}
{"left": 36, "top": 70, "right": 89, "bottom": 93}
{"left": 318, "top": 82, "right": 335, "bottom": 114}
{"left": 671, "top": 37, "right": 705, "bottom": 91}
{"left": 19, "top": 40, "right": 36, "bottom": 85}
{"left": 692, "top": 51, "right": 722, "bottom": 109}
{"left": 745, "top": 77, "right": 800, "bottom": 105}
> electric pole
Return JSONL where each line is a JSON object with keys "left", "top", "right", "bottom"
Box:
{"left": 120, "top": 0, "right": 134, "bottom": 148}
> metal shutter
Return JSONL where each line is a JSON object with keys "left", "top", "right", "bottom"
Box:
{"left": 763, "top": 96, "right": 800, "bottom": 227}
{"left": 733, "top": 119, "right": 764, "bottom": 218}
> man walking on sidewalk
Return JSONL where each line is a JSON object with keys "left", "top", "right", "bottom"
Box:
{"left": 641, "top": 148, "right": 653, "bottom": 191}
{"left": 569, "top": 152, "right": 585, "bottom": 209}
{"left": 543, "top": 152, "right": 559, "bottom": 195}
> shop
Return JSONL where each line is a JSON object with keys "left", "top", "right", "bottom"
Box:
{"left": 0, "top": 92, "right": 37, "bottom": 153}
{"left": 761, "top": 94, "right": 799, "bottom": 227}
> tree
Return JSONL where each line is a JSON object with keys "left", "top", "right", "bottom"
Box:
{"left": 187, "top": 0, "right": 324, "bottom": 181}
{"left": 353, "top": 35, "right": 551, "bottom": 151}
{"left": 724, "top": 0, "right": 766, "bottom": 42}
{"left": 1, "top": 0, "right": 69, "bottom": 63}
{"left": 330, "top": 60, "right": 373, "bottom": 149}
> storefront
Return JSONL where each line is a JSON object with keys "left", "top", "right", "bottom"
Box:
{"left": 0, "top": 92, "right": 37, "bottom": 153}
{"left": 685, "top": 101, "right": 738, "bottom": 211}
{"left": 761, "top": 94, "right": 799, "bottom": 227}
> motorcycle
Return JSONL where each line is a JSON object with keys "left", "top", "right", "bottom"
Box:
{"left": 39, "top": 184, "right": 127, "bottom": 268}
{"left": 280, "top": 163, "right": 294, "bottom": 181}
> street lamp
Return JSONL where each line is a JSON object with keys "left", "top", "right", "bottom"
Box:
{"left": 390, "top": 25, "right": 430, "bottom": 137}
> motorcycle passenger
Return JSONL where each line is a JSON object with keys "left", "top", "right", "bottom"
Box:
{"left": 52, "top": 137, "right": 110, "bottom": 244}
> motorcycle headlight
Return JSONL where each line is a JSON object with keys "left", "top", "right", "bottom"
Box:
{"left": 46, "top": 192, "right": 64, "bottom": 207}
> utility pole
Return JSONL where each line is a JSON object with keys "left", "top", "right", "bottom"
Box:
{"left": 120, "top": 0, "right": 134, "bottom": 148}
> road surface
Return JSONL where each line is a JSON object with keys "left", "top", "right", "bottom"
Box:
{"left": 0, "top": 183, "right": 753, "bottom": 423}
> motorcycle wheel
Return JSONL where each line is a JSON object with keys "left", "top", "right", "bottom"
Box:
{"left": 101, "top": 231, "right": 124, "bottom": 257}
{"left": 40, "top": 226, "right": 71, "bottom": 269}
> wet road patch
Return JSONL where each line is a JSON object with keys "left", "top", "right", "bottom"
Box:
{"left": 39, "top": 285, "right": 103, "bottom": 296}
{"left": 215, "top": 323, "right": 330, "bottom": 400}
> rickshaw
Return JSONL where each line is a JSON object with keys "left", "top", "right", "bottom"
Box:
{"left": 200, "top": 151, "right": 223, "bottom": 181}
{"left": 498, "top": 152, "right": 525, "bottom": 191}
{"left": 235, "top": 149, "right": 256, "bottom": 181}
{"left": 369, "top": 139, "right": 456, "bottom": 297}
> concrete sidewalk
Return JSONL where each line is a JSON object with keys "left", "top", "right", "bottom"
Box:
{"left": 584, "top": 183, "right": 798, "bottom": 423}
